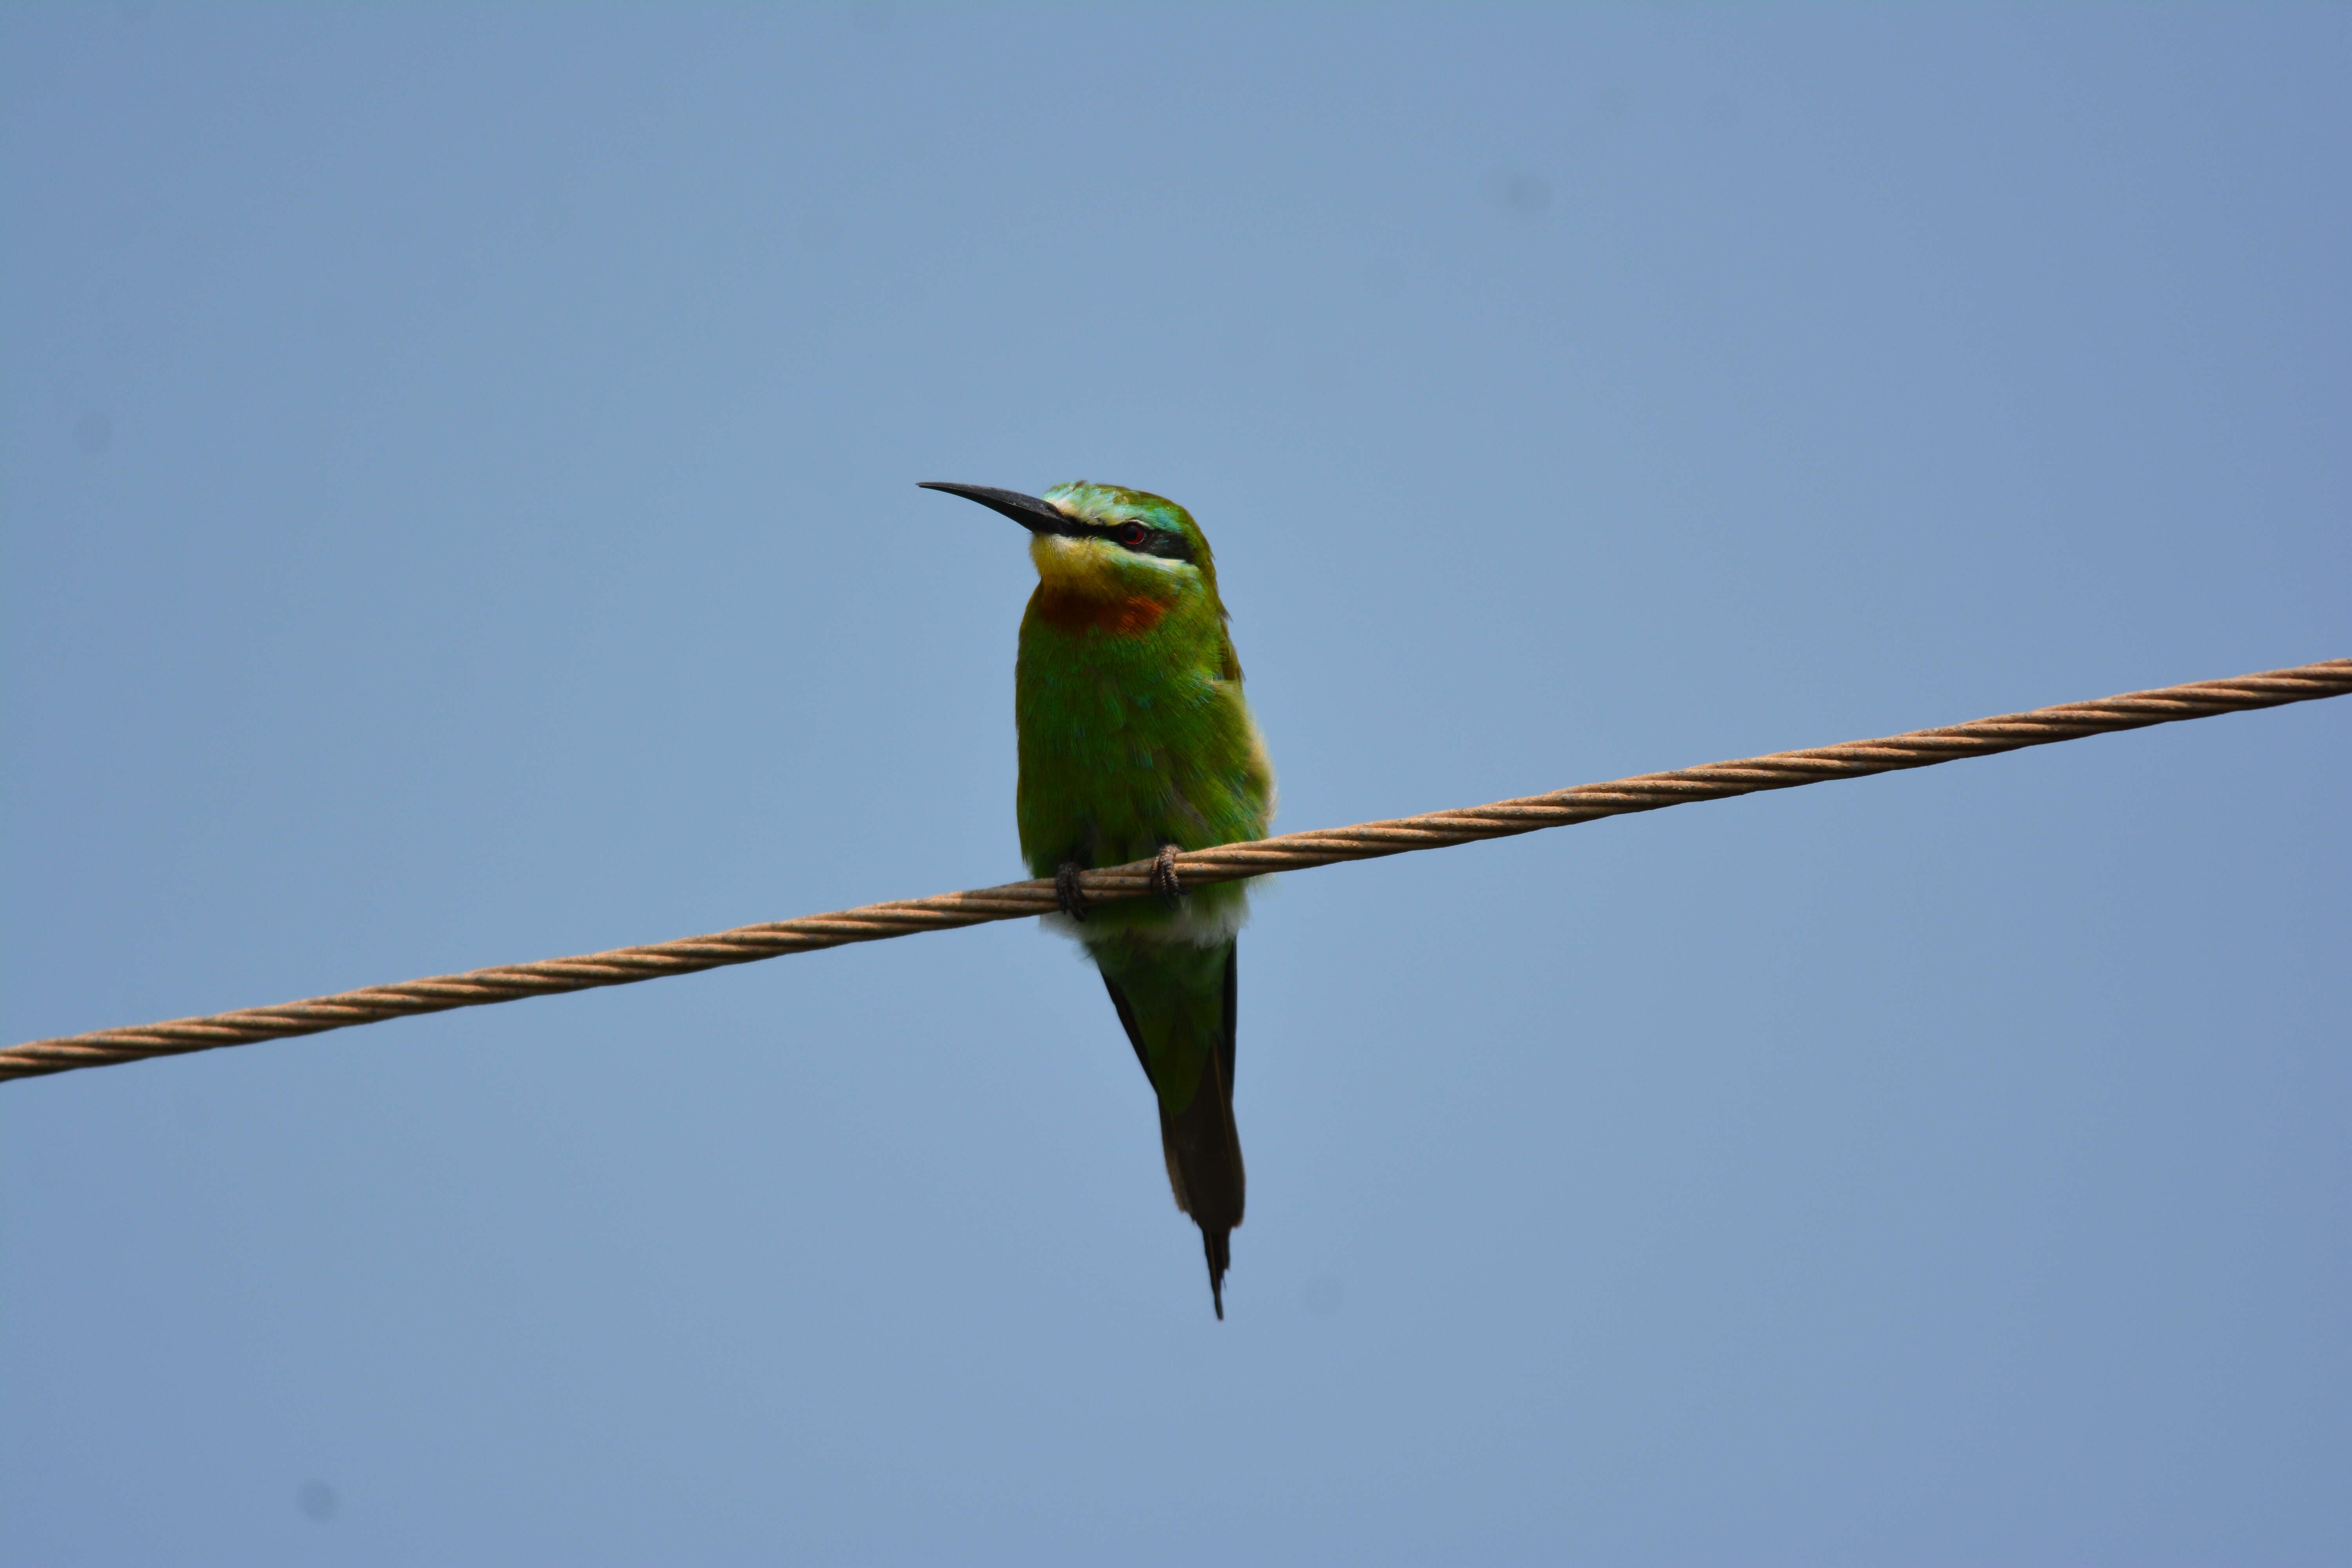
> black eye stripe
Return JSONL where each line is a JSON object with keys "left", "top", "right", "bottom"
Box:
{"left": 1077, "top": 517, "right": 1194, "bottom": 563}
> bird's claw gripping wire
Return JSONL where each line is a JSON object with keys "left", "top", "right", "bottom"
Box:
{"left": 1151, "top": 844, "right": 1184, "bottom": 906}
{"left": 1055, "top": 861, "right": 1091, "bottom": 921}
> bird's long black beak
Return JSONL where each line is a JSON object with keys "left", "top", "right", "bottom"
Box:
{"left": 918, "top": 481, "right": 1075, "bottom": 535}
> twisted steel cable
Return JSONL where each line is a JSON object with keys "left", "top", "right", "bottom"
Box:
{"left": 5, "top": 657, "right": 2345, "bottom": 1084}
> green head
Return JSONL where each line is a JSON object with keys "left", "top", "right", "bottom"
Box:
{"left": 919, "top": 480, "right": 1227, "bottom": 619}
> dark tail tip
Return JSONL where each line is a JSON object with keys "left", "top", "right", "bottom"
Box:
{"left": 1205, "top": 1230, "right": 1230, "bottom": 1320}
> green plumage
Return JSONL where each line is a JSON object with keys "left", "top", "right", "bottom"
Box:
{"left": 992, "top": 480, "right": 1275, "bottom": 1318}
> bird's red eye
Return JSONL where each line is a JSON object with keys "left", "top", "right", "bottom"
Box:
{"left": 1116, "top": 522, "right": 1149, "bottom": 547}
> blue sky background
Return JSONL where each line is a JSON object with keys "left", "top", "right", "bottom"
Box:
{"left": 4, "top": 5, "right": 2347, "bottom": 1563}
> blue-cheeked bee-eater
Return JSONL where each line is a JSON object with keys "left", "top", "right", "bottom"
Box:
{"left": 922, "top": 481, "right": 1276, "bottom": 1318}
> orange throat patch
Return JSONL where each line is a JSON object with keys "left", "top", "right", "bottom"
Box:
{"left": 1028, "top": 583, "right": 1171, "bottom": 637}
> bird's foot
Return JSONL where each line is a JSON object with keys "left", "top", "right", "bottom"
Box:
{"left": 1151, "top": 844, "right": 1184, "bottom": 907}
{"left": 1054, "top": 861, "right": 1090, "bottom": 921}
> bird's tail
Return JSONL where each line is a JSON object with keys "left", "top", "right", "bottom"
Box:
{"left": 1098, "top": 939, "right": 1245, "bottom": 1318}
{"left": 1158, "top": 1029, "right": 1245, "bottom": 1319}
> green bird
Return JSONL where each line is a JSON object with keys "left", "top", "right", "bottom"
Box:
{"left": 921, "top": 480, "right": 1276, "bottom": 1318}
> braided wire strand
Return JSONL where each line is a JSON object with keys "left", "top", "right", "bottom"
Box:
{"left": 5, "top": 658, "right": 2344, "bottom": 1083}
